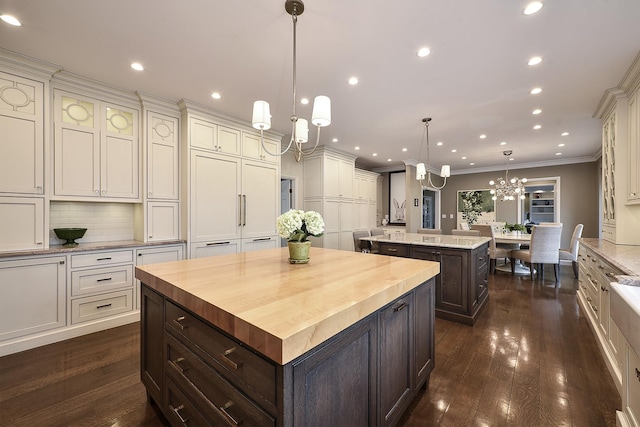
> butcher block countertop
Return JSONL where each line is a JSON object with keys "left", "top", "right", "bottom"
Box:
{"left": 135, "top": 247, "right": 439, "bottom": 365}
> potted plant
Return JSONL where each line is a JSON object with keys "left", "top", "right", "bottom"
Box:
{"left": 504, "top": 222, "right": 527, "bottom": 234}
{"left": 276, "top": 209, "right": 325, "bottom": 264}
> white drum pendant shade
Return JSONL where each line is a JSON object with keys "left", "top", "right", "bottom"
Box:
{"left": 416, "top": 163, "right": 427, "bottom": 180}
{"left": 311, "top": 95, "right": 331, "bottom": 127}
{"left": 252, "top": 100, "right": 271, "bottom": 130}
{"left": 295, "top": 118, "right": 309, "bottom": 143}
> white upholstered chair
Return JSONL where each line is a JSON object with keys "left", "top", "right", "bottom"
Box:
{"left": 352, "top": 230, "right": 371, "bottom": 253}
{"left": 417, "top": 228, "right": 442, "bottom": 234}
{"left": 510, "top": 224, "right": 563, "bottom": 282}
{"left": 559, "top": 224, "right": 583, "bottom": 278}
{"left": 472, "top": 224, "right": 511, "bottom": 274}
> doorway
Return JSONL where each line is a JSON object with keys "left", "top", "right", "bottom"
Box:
{"left": 422, "top": 189, "right": 437, "bottom": 229}
{"left": 519, "top": 177, "right": 560, "bottom": 225}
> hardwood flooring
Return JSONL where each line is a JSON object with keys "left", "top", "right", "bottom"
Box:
{"left": 0, "top": 264, "right": 620, "bottom": 426}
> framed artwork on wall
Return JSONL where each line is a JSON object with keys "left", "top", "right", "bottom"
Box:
{"left": 457, "top": 189, "right": 496, "bottom": 226}
{"left": 389, "top": 171, "right": 406, "bottom": 224}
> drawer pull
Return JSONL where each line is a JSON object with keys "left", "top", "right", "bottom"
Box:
{"left": 173, "top": 316, "right": 187, "bottom": 331}
{"left": 393, "top": 302, "right": 408, "bottom": 312}
{"left": 171, "top": 357, "right": 187, "bottom": 373}
{"left": 219, "top": 400, "right": 241, "bottom": 426}
{"left": 96, "top": 303, "right": 112, "bottom": 309}
{"left": 221, "top": 347, "right": 243, "bottom": 370}
{"left": 605, "top": 272, "right": 616, "bottom": 278}
{"left": 387, "top": 248, "right": 397, "bottom": 252}
{"left": 96, "top": 257, "right": 112, "bottom": 261}
{"left": 170, "top": 404, "right": 189, "bottom": 424}
{"left": 96, "top": 277, "right": 112, "bottom": 282}
{"left": 253, "top": 237, "right": 272, "bottom": 242}
{"left": 206, "top": 241, "right": 231, "bottom": 246}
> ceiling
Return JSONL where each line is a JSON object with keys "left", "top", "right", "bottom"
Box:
{"left": 1, "top": 0, "right": 639, "bottom": 173}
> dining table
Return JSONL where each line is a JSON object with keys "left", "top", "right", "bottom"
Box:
{"left": 493, "top": 231, "right": 532, "bottom": 274}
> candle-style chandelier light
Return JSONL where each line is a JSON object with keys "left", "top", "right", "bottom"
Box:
{"left": 251, "top": 0, "right": 331, "bottom": 162}
{"left": 416, "top": 117, "right": 451, "bottom": 190}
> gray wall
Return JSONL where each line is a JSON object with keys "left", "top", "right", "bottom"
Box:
{"left": 437, "top": 161, "right": 599, "bottom": 248}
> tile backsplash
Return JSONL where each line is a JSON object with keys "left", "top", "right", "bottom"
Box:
{"left": 50, "top": 202, "right": 135, "bottom": 245}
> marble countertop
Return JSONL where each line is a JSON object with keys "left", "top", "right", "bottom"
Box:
{"left": 136, "top": 247, "right": 439, "bottom": 365}
{"left": 580, "top": 238, "right": 640, "bottom": 276}
{"left": 362, "top": 232, "right": 491, "bottom": 250}
{"left": 0, "top": 239, "right": 186, "bottom": 259}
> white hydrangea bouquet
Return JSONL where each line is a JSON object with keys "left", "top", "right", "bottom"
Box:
{"left": 276, "top": 209, "right": 324, "bottom": 242}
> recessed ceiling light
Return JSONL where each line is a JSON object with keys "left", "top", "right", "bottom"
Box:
{"left": 500, "top": 141, "right": 507, "bottom": 146}
{"left": 387, "top": 158, "right": 392, "bottom": 162}
{"left": 462, "top": 156, "right": 467, "bottom": 160}
{"left": 130, "top": 62, "right": 144, "bottom": 71}
{"left": 530, "top": 87, "right": 542, "bottom": 95}
{"left": 532, "top": 109, "right": 542, "bottom": 115}
{"left": 402, "top": 148, "right": 407, "bottom": 152}
{"left": 372, "top": 153, "right": 377, "bottom": 156}
{"left": 523, "top": 2, "right": 544, "bottom": 15}
{"left": 555, "top": 152, "right": 562, "bottom": 156}
{"left": 558, "top": 143, "right": 565, "bottom": 147}
{"left": 332, "top": 138, "right": 338, "bottom": 142}
{"left": 301, "top": 98, "right": 309, "bottom": 105}
{"left": 561, "top": 132, "right": 569, "bottom": 136}
{"left": 348, "top": 77, "right": 359, "bottom": 85}
{"left": 451, "top": 149, "right": 457, "bottom": 153}
{"left": 211, "top": 92, "right": 221, "bottom": 99}
{"left": 355, "top": 146, "right": 360, "bottom": 150}
{"left": 509, "top": 157, "right": 514, "bottom": 161}
{"left": 0, "top": 14, "right": 21, "bottom": 26}
{"left": 417, "top": 47, "right": 431, "bottom": 58}
{"left": 533, "top": 124, "right": 542, "bottom": 130}
{"left": 470, "top": 162, "right": 475, "bottom": 166}
{"left": 436, "top": 142, "right": 443, "bottom": 146}
{"left": 480, "top": 134, "right": 487, "bottom": 139}
{"left": 528, "top": 56, "right": 542, "bottom": 66}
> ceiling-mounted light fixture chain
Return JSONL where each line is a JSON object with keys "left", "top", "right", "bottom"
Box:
{"left": 416, "top": 117, "right": 451, "bottom": 190}
{"left": 251, "top": 0, "right": 331, "bottom": 162}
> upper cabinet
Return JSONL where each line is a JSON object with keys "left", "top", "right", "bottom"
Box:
{"left": 53, "top": 89, "right": 140, "bottom": 201}
{"left": 147, "top": 111, "right": 179, "bottom": 201}
{"left": 0, "top": 72, "right": 44, "bottom": 196}
{"left": 304, "top": 148, "right": 356, "bottom": 200}
{"left": 595, "top": 52, "right": 640, "bottom": 244}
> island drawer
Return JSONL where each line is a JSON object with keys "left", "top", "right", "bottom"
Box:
{"left": 165, "top": 376, "right": 215, "bottom": 427}
{"left": 71, "top": 289, "right": 134, "bottom": 324}
{"left": 165, "top": 301, "right": 277, "bottom": 411}
{"left": 378, "top": 243, "right": 409, "bottom": 257}
{"left": 165, "top": 333, "right": 275, "bottom": 426}
{"left": 71, "top": 265, "right": 134, "bottom": 296}
{"left": 71, "top": 250, "right": 134, "bottom": 268}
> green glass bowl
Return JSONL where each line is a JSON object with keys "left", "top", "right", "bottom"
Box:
{"left": 54, "top": 228, "right": 87, "bottom": 246}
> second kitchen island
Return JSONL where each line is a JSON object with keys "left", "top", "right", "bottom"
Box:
{"left": 136, "top": 247, "right": 439, "bottom": 427}
{"left": 363, "top": 233, "right": 491, "bottom": 325}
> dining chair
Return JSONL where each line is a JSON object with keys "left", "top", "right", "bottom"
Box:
{"left": 559, "top": 223, "right": 584, "bottom": 278}
{"left": 459, "top": 222, "right": 470, "bottom": 230}
{"left": 510, "top": 224, "right": 563, "bottom": 283}
{"left": 451, "top": 229, "right": 481, "bottom": 236}
{"left": 369, "top": 228, "right": 385, "bottom": 253}
{"left": 417, "top": 228, "right": 442, "bottom": 234}
{"left": 352, "top": 230, "right": 371, "bottom": 253}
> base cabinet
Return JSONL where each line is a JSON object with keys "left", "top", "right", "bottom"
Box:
{"left": 379, "top": 242, "right": 489, "bottom": 325}
{"left": 140, "top": 278, "right": 434, "bottom": 427}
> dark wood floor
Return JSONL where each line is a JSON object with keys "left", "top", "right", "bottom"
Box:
{"left": 0, "top": 264, "right": 620, "bottom": 426}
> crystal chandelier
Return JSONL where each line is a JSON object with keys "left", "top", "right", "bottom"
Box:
{"left": 251, "top": 0, "right": 331, "bottom": 162}
{"left": 416, "top": 118, "right": 451, "bottom": 190}
{"left": 490, "top": 151, "right": 527, "bottom": 201}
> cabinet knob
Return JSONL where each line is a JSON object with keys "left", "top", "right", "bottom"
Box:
{"left": 149, "top": 235, "right": 153, "bottom": 239}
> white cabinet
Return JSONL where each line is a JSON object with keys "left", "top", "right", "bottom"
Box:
{"left": 0, "top": 72, "right": 44, "bottom": 196}
{"left": 628, "top": 86, "right": 640, "bottom": 203}
{"left": 241, "top": 131, "right": 279, "bottom": 163}
{"left": 53, "top": 90, "right": 140, "bottom": 200}
{"left": 147, "top": 202, "right": 180, "bottom": 242}
{"left": 354, "top": 169, "right": 380, "bottom": 230}
{"left": 190, "top": 240, "right": 240, "bottom": 258}
{"left": 304, "top": 149, "right": 355, "bottom": 199}
{"left": 135, "top": 244, "right": 184, "bottom": 308}
{"left": 621, "top": 340, "right": 640, "bottom": 427}
{"left": 0, "top": 256, "right": 66, "bottom": 342}
{"left": 0, "top": 197, "right": 44, "bottom": 251}
{"left": 147, "top": 111, "right": 179, "bottom": 200}
{"left": 190, "top": 117, "right": 241, "bottom": 156}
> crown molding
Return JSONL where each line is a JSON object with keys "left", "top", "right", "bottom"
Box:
{"left": 0, "top": 47, "right": 61, "bottom": 80}
{"left": 136, "top": 91, "right": 180, "bottom": 115}
{"left": 52, "top": 70, "right": 141, "bottom": 107}
{"left": 452, "top": 154, "right": 599, "bottom": 176}
{"left": 593, "top": 88, "right": 626, "bottom": 119}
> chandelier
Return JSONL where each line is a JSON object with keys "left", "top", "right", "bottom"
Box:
{"left": 251, "top": 0, "right": 331, "bottom": 162}
{"left": 416, "top": 117, "right": 451, "bottom": 190}
{"left": 490, "top": 151, "right": 527, "bottom": 201}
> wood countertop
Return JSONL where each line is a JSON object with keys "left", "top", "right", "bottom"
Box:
{"left": 362, "top": 232, "right": 491, "bottom": 250}
{"left": 135, "top": 247, "right": 439, "bottom": 365}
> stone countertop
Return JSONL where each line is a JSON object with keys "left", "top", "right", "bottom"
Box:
{"left": 362, "top": 232, "right": 491, "bottom": 250}
{"left": 0, "top": 240, "right": 187, "bottom": 260}
{"left": 135, "top": 247, "right": 440, "bottom": 365}
{"left": 580, "top": 238, "right": 640, "bottom": 276}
